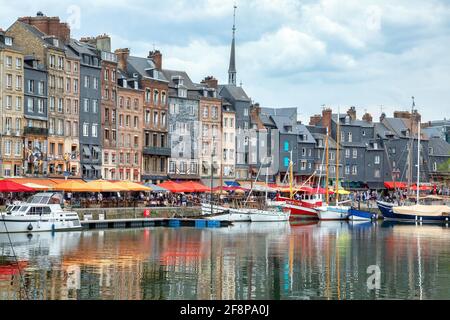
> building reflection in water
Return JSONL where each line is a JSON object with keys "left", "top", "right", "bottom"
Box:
{"left": 0, "top": 221, "right": 449, "bottom": 300}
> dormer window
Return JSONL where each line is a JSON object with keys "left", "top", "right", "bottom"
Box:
{"left": 429, "top": 147, "right": 433, "bottom": 155}
{"left": 345, "top": 116, "right": 350, "bottom": 124}
{"left": 134, "top": 81, "right": 138, "bottom": 90}
{"left": 178, "top": 88, "right": 187, "bottom": 98}
{"left": 53, "top": 39, "right": 59, "bottom": 47}
{"left": 5, "top": 37, "right": 12, "bottom": 46}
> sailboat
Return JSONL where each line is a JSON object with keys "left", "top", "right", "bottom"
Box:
{"left": 274, "top": 150, "right": 322, "bottom": 219}
{"left": 377, "top": 116, "right": 450, "bottom": 224}
{"left": 249, "top": 164, "right": 290, "bottom": 222}
{"left": 316, "top": 109, "right": 350, "bottom": 220}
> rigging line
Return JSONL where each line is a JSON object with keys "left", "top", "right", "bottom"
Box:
{"left": 1, "top": 215, "right": 30, "bottom": 300}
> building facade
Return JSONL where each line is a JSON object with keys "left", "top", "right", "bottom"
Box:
{"left": 23, "top": 55, "right": 48, "bottom": 176}
{"left": 116, "top": 74, "right": 143, "bottom": 181}
{"left": 0, "top": 31, "right": 24, "bottom": 177}
{"left": 67, "top": 39, "right": 102, "bottom": 179}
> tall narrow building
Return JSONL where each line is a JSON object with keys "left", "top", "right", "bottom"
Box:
{"left": 0, "top": 31, "right": 24, "bottom": 177}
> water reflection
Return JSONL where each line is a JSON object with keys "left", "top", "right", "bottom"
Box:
{"left": 0, "top": 221, "right": 449, "bottom": 300}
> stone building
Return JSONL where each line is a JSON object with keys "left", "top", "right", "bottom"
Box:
{"left": 8, "top": 20, "right": 68, "bottom": 177}
{"left": 197, "top": 76, "right": 222, "bottom": 186}
{"left": 0, "top": 31, "right": 24, "bottom": 177}
{"left": 116, "top": 72, "right": 143, "bottom": 181}
{"left": 162, "top": 69, "right": 201, "bottom": 181}
{"left": 115, "top": 49, "right": 170, "bottom": 184}
{"left": 62, "top": 45, "right": 81, "bottom": 177}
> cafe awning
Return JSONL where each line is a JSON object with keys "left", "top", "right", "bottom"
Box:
{"left": 84, "top": 179, "right": 124, "bottom": 192}
{"left": 179, "top": 181, "right": 210, "bottom": 193}
{"left": 144, "top": 183, "right": 169, "bottom": 193}
{"left": 158, "top": 181, "right": 192, "bottom": 193}
{"left": 384, "top": 181, "right": 407, "bottom": 189}
{"left": 114, "top": 181, "right": 152, "bottom": 192}
{"left": 0, "top": 180, "right": 35, "bottom": 192}
{"left": 53, "top": 180, "right": 89, "bottom": 192}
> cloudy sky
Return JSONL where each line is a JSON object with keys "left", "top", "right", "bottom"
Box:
{"left": 1, "top": 0, "right": 450, "bottom": 123}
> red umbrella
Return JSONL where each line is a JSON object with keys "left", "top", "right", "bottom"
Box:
{"left": 179, "top": 181, "right": 210, "bottom": 193}
{"left": 0, "top": 180, "right": 35, "bottom": 192}
{"left": 157, "top": 181, "right": 191, "bottom": 193}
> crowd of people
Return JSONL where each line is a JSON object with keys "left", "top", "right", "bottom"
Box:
{"left": 1, "top": 184, "right": 449, "bottom": 209}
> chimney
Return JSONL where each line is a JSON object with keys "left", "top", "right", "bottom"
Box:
{"left": 362, "top": 112, "right": 373, "bottom": 123}
{"left": 309, "top": 114, "right": 322, "bottom": 126}
{"left": 148, "top": 50, "right": 162, "bottom": 70}
{"left": 115, "top": 48, "right": 130, "bottom": 72}
{"left": 201, "top": 76, "right": 218, "bottom": 90}
{"left": 322, "top": 108, "right": 332, "bottom": 134}
{"left": 347, "top": 106, "right": 357, "bottom": 121}
{"left": 18, "top": 12, "right": 71, "bottom": 43}
{"left": 394, "top": 111, "right": 411, "bottom": 119}
{"left": 380, "top": 112, "right": 386, "bottom": 123}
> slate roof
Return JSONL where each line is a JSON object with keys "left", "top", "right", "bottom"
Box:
{"left": 428, "top": 137, "right": 450, "bottom": 156}
{"left": 162, "top": 69, "right": 197, "bottom": 89}
{"left": 312, "top": 133, "right": 338, "bottom": 149}
{"left": 382, "top": 117, "right": 428, "bottom": 140}
{"left": 332, "top": 114, "right": 373, "bottom": 127}
{"left": 13, "top": 21, "right": 64, "bottom": 51}
{"left": 374, "top": 122, "right": 398, "bottom": 139}
{"left": 218, "top": 85, "right": 251, "bottom": 102}
{"left": 423, "top": 127, "right": 443, "bottom": 139}
{"left": 296, "top": 124, "right": 316, "bottom": 144}
{"left": 271, "top": 115, "right": 297, "bottom": 133}
{"left": 128, "top": 56, "right": 167, "bottom": 82}
{"left": 261, "top": 107, "right": 297, "bottom": 119}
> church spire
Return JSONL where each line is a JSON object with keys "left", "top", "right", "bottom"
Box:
{"left": 228, "top": 4, "right": 237, "bottom": 86}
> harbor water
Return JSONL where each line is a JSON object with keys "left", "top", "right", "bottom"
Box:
{"left": 0, "top": 221, "right": 449, "bottom": 300}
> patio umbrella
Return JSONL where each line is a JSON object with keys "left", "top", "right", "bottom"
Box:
{"left": 114, "top": 181, "right": 152, "bottom": 192}
{"left": 158, "top": 181, "right": 191, "bottom": 193}
{"left": 84, "top": 179, "right": 124, "bottom": 192}
{"left": 22, "top": 182, "right": 51, "bottom": 191}
{"left": 53, "top": 180, "right": 89, "bottom": 192}
{"left": 0, "top": 180, "right": 35, "bottom": 192}
{"left": 144, "top": 183, "right": 169, "bottom": 193}
{"left": 179, "top": 181, "right": 210, "bottom": 193}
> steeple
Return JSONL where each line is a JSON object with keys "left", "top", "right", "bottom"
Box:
{"left": 228, "top": 4, "right": 237, "bottom": 86}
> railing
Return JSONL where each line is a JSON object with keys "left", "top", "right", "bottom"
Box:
{"left": 143, "top": 146, "right": 171, "bottom": 156}
{"left": 24, "top": 127, "right": 49, "bottom": 136}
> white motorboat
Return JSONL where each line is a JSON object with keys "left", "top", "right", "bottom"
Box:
{"left": 201, "top": 203, "right": 252, "bottom": 222}
{"left": 248, "top": 208, "right": 290, "bottom": 222}
{"left": 0, "top": 193, "right": 82, "bottom": 233}
{"left": 316, "top": 205, "right": 350, "bottom": 221}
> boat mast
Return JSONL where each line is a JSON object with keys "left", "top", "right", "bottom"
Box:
{"left": 210, "top": 136, "right": 215, "bottom": 214}
{"left": 336, "top": 107, "right": 340, "bottom": 205}
{"left": 407, "top": 97, "right": 415, "bottom": 195}
{"left": 289, "top": 149, "right": 294, "bottom": 199}
{"left": 265, "top": 164, "right": 269, "bottom": 204}
{"left": 416, "top": 119, "right": 421, "bottom": 204}
{"left": 325, "top": 127, "right": 330, "bottom": 205}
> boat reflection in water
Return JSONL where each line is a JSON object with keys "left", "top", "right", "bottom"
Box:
{"left": 0, "top": 221, "right": 449, "bottom": 300}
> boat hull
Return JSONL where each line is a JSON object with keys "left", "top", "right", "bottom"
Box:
{"left": 377, "top": 201, "right": 450, "bottom": 224}
{"left": 0, "top": 215, "right": 82, "bottom": 233}
{"left": 249, "top": 211, "right": 290, "bottom": 222}
{"left": 277, "top": 197, "right": 320, "bottom": 220}
{"left": 201, "top": 204, "right": 251, "bottom": 222}
{"left": 316, "top": 206, "right": 350, "bottom": 221}
{"left": 348, "top": 209, "right": 377, "bottom": 221}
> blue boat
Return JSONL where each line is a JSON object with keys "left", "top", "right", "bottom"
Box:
{"left": 377, "top": 201, "right": 450, "bottom": 224}
{"left": 348, "top": 208, "right": 377, "bottom": 221}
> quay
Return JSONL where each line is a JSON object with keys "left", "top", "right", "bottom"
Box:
{"left": 80, "top": 217, "right": 232, "bottom": 230}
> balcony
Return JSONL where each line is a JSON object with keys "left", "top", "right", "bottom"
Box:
{"left": 143, "top": 146, "right": 171, "bottom": 157}
{"left": 24, "top": 127, "right": 49, "bottom": 136}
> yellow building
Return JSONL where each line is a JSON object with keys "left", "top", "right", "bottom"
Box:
{"left": 0, "top": 31, "right": 24, "bottom": 177}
